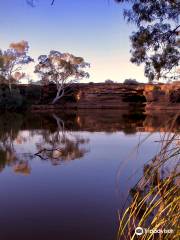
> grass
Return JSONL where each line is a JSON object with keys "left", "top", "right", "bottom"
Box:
{"left": 117, "top": 117, "right": 180, "bottom": 240}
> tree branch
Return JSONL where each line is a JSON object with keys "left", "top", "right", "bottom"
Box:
{"left": 51, "top": 0, "right": 55, "bottom": 5}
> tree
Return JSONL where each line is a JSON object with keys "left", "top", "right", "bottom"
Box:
{"left": 105, "top": 79, "right": 114, "bottom": 84}
{"left": 0, "top": 41, "right": 33, "bottom": 91}
{"left": 35, "top": 51, "right": 90, "bottom": 104}
{"left": 123, "top": 78, "right": 139, "bottom": 85}
{"left": 115, "top": 0, "right": 180, "bottom": 82}
{"left": 26, "top": 0, "right": 55, "bottom": 6}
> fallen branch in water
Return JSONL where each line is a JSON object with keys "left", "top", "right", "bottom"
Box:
{"left": 34, "top": 148, "right": 62, "bottom": 160}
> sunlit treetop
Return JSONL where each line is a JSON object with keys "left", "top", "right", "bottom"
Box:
{"left": 9, "top": 40, "right": 29, "bottom": 55}
{"left": 35, "top": 50, "right": 90, "bottom": 103}
{"left": 0, "top": 40, "right": 33, "bottom": 89}
{"left": 35, "top": 51, "right": 90, "bottom": 84}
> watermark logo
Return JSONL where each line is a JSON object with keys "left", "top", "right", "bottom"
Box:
{"left": 135, "top": 227, "right": 144, "bottom": 236}
{"left": 135, "top": 227, "right": 174, "bottom": 236}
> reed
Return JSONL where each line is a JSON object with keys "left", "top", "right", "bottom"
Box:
{"left": 117, "top": 120, "right": 180, "bottom": 240}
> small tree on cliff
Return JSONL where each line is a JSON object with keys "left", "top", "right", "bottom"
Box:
{"left": 0, "top": 41, "right": 33, "bottom": 91}
{"left": 115, "top": 0, "right": 180, "bottom": 82}
{"left": 35, "top": 51, "right": 90, "bottom": 104}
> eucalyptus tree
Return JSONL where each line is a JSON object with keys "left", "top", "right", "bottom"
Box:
{"left": 35, "top": 51, "right": 90, "bottom": 104}
{"left": 115, "top": 0, "right": 180, "bottom": 81}
{"left": 26, "top": 0, "right": 180, "bottom": 82}
{"left": 0, "top": 41, "right": 33, "bottom": 91}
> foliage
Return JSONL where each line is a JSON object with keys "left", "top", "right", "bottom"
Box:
{"left": 124, "top": 78, "right": 139, "bottom": 85}
{"left": 35, "top": 51, "right": 90, "bottom": 104}
{"left": 23, "top": 84, "right": 42, "bottom": 104}
{"left": 0, "top": 41, "right": 33, "bottom": 90}
{"left": 0, "top": 84, "right": 42, "bottom": 110}
{"left": 116, "top": 0, "right": 180, "bottom": 82}
{"left": 105, "top": 79, "right": 114, "bottom": 84}
{"left": 0, "top": 86, "right": 24, "bottom": 110}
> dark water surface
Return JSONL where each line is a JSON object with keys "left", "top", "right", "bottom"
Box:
{"left": 0, "top": 110, "right": 178, "bottom": 240}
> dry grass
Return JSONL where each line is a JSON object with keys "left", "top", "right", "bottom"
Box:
{"left": 117, "top": 119, "right": 180, "bottom": 240}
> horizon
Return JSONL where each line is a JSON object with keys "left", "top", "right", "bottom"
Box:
{"left": 0, "top": 0, "right": 147, "bottom": 83}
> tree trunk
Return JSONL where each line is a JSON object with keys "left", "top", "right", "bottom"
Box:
{"left": 8, "top": 79, "right": 12, "bottom": 93}
{"left": 52, "top": 88, "right": 64, "bottom": 104}
{"left": 52, "top": 96, "right": 61, "bottom": 104}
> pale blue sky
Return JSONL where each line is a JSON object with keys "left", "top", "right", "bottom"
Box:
{"left": 0, "top": 0, "right": 147, "bottom": 82}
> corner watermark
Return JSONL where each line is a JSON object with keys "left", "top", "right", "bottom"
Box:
{"left": 135, "top": 227, "right": 174, "bottom": 236}
{"left": 135, "top": 227, "right": 144, "bottom": 236}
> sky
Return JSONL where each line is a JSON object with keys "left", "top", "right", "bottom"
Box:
{"left": 0, "top": 0, "right": 147, "bottom": 83}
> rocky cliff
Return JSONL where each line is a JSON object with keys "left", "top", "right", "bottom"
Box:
{"left": 33, "top": 83, "right": 146, "bottom": 111}
{"left": 1, "top": 82, "right": 180, "bottom": 111}
{"left": 144, "top": 82, "right": 180, "bottom": 112}
{"left": 32, "top": 82, "right": 180, "bottom": 112}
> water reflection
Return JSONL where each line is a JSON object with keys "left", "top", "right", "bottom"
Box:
{"left": 0, "top": 112, "right": 90, "bottom": 174}
{"left": 0, "top": 113, "right": 29, "bottom": 173}
{"left": 0, "top": 110, "right": 179, "bottom": 240}
{"left": 0, "top": 110, "right": 179, "bottom": 176}
{"left": 35, "top": 114, "right": 89, "bottom": 165}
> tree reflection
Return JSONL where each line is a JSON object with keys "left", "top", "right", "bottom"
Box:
{"left": 0, "top": 129, "right": 32, "bottom": 175}
{"left": 13, "top": 160, "right": 31, "bottom": 175}
{"left": 35, "top": 114, "right": 89, "bottom": 165}
{"left": 0, "top": 113, "right": 89, "bottom": 174}
{"left": 0, "top": 113, "right": 30, "bottom": 174}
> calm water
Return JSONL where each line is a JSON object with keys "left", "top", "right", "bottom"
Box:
{"left": 0, "top": 110, "right": 178, "bottom": 240}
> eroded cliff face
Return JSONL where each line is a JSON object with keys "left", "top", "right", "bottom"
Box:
{"left": 74, "top": 83, "right": 145, "bottom": 109}
{"left": 1, "top": 82, "right": 180, "bottom": 111}
{"left": 34, "top": 82, "right": 180, "bottom": 111}
{"left": 34, "top": 83, "right": 146, "bottom": 110}
{"left": 144, "top": 82, "right": 180, "bottom": 112}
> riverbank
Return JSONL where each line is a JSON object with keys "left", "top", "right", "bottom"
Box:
{"left": 0, "top": 82, "right": 180, "bottom": 111}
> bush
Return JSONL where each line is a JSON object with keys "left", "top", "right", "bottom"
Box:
{"left": 124, "top": 79, "right": 139, "bottom": 85}
{"left": 0, "top": 86, "right": 24, "bottom": 110}
{"left": 105, "top": 79, "right": 114, "bottom": 84}
{"left": 0, "top": 84, "right": 42, "bottom": 110}
{"left": 24, "top": 85, "right": 42, "bottom": 104}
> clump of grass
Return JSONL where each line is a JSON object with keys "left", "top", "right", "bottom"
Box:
{"left": 117, "top": 125, "right": 180, "bottom": 239}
